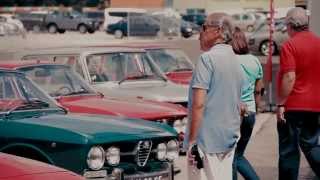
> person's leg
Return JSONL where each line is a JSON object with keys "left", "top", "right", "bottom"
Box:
{"left": 204, "top": 148, "right": 235, "bottom": 180}
{"left": 297, "top": 112, "right": 320, "bottom": 178}
{"left": 233, "top": 113, "right": 259, "bottom": 180}
{"left": 277, "top": 112, "right": 300, "bottom": 180}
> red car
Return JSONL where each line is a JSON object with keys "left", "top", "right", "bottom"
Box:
{"left": 0, "top": 153, "right": 84, "bottom": 180}
{"left": 0, "top": 61, "right": 187, "bottom": 143}
{"left": 90, "top": 43, "right": 194, "bottom": 85}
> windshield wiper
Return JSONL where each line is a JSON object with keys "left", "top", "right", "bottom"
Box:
{"left": 118, "top": 74, "right": 154, "bottom": 84}
{"left": 4, "top": 99, "right": 50, "bottom": 118}
{"left": 62, "top": 90, "right": 90, "bottom": 96}
{"left": 169, "top": 68, "right": 193, "bottom": 72}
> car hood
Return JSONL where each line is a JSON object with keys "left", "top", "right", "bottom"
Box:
{"left": 4, "top": 113, "right": 177, "bottom": 145}
{"left": 93, "top": 80, "right": 189, "bottom": 103}
{"left": 0, "top": 153, "right": 77, "bottom": 178}
{"left": 58, "top": 95, "right": 187, "bottom": 120}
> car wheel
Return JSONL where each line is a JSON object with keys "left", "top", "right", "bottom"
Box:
{"left": 48, "top": 24, "right": 58, "bottom": 34}
{"left": 58, "top": 29, "right": 66, "bottom": 34}
{"left": 247, "top": 25, "right": 254, "bottom": 32}
{"left": 114, "top": 30, "right": 123, "bottom": 39}
{"left": 78, "top": 25, "right": 88, "bottom": 34}
{"left": 260, "top": 41, "right": 277, "bottom": 56}
{"left": 32, "top": 25, "right": 41, "bottom": 33}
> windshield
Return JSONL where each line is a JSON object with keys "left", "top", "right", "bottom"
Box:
{"left": 19, "top": 65, "right": 96, "bottom": 97}
{"left": 86, "top": 52, "right": 164, "bottom": 83}
{"left": 0, "top": 71, "right": 58, "bottom": 112}
{"left": 147, "top": 49, "right": 194, "bottom": 73}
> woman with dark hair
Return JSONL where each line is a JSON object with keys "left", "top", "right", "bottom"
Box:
{"left": 232, "top": 27, "right": 264, "bottom": 180}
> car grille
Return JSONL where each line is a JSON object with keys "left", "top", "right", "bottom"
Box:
{"left": 136, "top": 140, "right": 152, "bottom": 167}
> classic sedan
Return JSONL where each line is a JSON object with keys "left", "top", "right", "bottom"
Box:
{"left": 0, "top": 153, "right": 84, "bottom": 180}
{"left": 0, "top": 61, "right": 188, "bottom": 140}
{"left": 0, "top": 69, "right": 179, "bottom": 179}
{"left": 20, "top": 47, "right": 189, "bottom": 107}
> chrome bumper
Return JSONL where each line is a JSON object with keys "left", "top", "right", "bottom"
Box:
{"left": 84, "top": 162, "right": 173, "bottom": 180}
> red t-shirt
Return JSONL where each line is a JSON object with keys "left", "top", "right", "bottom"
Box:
{"left": 277, "top": 31, "right": 320, "bottom": 112}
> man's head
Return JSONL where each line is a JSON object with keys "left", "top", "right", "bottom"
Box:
{"left": 285, "top": 7, "right": 309, "bottom": 37}
{"left": 199, "top": 13, "right": 233, "bottom": 51}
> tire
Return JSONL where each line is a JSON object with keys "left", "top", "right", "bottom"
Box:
{"left": 48, "top": 24, "right": 58, "bottom": 34}
{"left": 247, "top": 25, "right": 254, "bottom": 32}
{"left": 114, "top": 29, "right": 123, "bottom": 39}
{"left": 58, "top": 29, "right": 66, "bottom": 34}
{"left": 32, "top": 25, "right": 41, "bottom": 33}
{"left": 78, "top": 24, "right": 87, "bottom": 34}
{"left": 259, "top": 41, "right": 277, "bottom": 56}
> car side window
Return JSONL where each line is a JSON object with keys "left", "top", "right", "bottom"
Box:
{"left": 0, "top": 76, "right": 18, "bottom": 99}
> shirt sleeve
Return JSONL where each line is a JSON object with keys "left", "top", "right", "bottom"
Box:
{"left": 191, "top": 54, "right": 213, "bottom": 90}
{"left": 254, "top": 56, "right": 263, "bottom": 79}
{"left": 280, "top": 42, "right": 296, "bottom": 74}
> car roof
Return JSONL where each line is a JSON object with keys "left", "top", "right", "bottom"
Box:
{"left": 88, "top": 43, "right": 178, "bottom": 50}
{"left": 0, "top": 60, "right": 64, "bottom": 70}
{"left": 19, "top": 47, "right": 146, "bottom": 58}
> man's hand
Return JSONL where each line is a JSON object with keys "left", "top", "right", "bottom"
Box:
{"left": 187, "top": 142, "right": 197, "bottom": 167}
{"left": 277, "top": 106, "right": 286, "bottom": 124}
{"left": 240, "top": 102, "right": 249, "bottom": 117}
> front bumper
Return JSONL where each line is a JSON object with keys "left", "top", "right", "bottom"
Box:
{"left": 84, "top": 162, "right": 174, "bottom": 180}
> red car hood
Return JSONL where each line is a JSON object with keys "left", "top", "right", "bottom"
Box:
{"left": 166, "top": 71, "right": 192, "bottom": 85}
{"left": 0, "top": 153, "right": 81, "bottom": 179}
{"left": 57, "top": 95, "right": 187, "bottom": 120}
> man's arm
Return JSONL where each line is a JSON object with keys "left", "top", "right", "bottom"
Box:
{"left": 188, "top": 88, "right": 207, "bottom": 145}
{"left": 278, "top": 71, "right": 296, "bottom": 104}
{"left": 254, "top": 79, "right": 264, "bottom": 109}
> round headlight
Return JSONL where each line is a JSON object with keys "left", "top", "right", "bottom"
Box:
{"left": 106, "top": 147, "right": 120, "bottom": 166}
{"left": 173, "top": 120, "right": 183, "bottom": 133}
{"left": 157, "top": 143, "right": 167, "bottom": 161}
{"left": 87, "top": 146, "right": 105, "bottom": 170}
{"left": 166, "top": 140, "right": 179, "bottom": 161}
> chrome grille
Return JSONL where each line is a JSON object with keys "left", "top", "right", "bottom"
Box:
{"left": 136, "top": 140, "right": 152, "bottom": 167}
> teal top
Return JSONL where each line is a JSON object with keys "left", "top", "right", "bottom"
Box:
{"left": 237, "top": 54, "right": 263, "bottom": 112}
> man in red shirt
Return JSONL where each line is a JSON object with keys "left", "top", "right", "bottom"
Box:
{"left": 277, "top": 7, "right": 320, "bottom": 180}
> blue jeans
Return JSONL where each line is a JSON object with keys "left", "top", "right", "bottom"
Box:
{"left": 233, "top": 112, "right": 260, "bottom": 180}
{"left": 277, "top": 111, "right": 320, "bottom": 180}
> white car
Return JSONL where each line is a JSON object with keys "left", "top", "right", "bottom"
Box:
{"left": 20, "top": 47, "right": 189, "bottom": 107}
{"left": 0, "top": 14, "right": 25, "bottom": 36}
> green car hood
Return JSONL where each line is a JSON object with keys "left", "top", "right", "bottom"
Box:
{"left": 2, "top": 113, "right": 177, "bottom": 145}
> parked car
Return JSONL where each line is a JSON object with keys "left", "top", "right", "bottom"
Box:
{"left": 231, "top": 12, "right": 257, "bottom": 32}
{"left": 3, "top": 61, "right": 188, "bottom": 141}
{"left": 0, "top": 153, "right": 84, "bottom": 180}
{"left": 44, "top": 10, "right": 97, "bottom": 34}
{"left": 248, "top": 18, "right": 288, "bottom": 56}
{"left": 16, "top": 11, "right": 49, "bottom": 32}
{"left": 0, "top": 68, "right": 179, "bottom": 179}
{"left": 181, "top": 13, "right": 206, "bottom": 26}
{"left": 107, "top": 15, "right": 160, "bottom": 38}
{"left": 83, "top": 11, "right": 104, "bottom": 30}
{"left": 103, "top": 8, "right": 147, "bottom": 31}
{"left": 20, "top": 47, "right": 189, "bottom": 108}
{"left": 0, "top": 14, "right": 25, "bottom": 36}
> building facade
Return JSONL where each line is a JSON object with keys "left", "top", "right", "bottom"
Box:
{"left": 173, "top": 0, "right": 295, "bottom": 14}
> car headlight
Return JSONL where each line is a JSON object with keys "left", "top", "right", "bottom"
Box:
{"left": 106, "top": 147, "right": 120, "bottom": 166}
{"left": 157, "top": 143, "right": 167, "bottom": 161}
{"left": 166, "top": 140, "right": 179, "bottom": 161}
{"left": 87, "top": 146, "right": 105, "bottom": 170}
{"left": 173, "top": 120, "right": 184, "bottom": 133}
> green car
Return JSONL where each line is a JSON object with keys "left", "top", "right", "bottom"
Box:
{"left": 0, "top": 69, "right": 179, "bottom": 180}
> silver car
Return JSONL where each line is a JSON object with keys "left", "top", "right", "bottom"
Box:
{"left": 19, "top": 47, "right": 189, "bottom": 107}
{"left": 248, "top": 19, "right": 288, "bottom": 56}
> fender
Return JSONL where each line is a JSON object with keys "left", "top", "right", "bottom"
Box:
{"left": 0, "top": 143, "right": 54, "bottom": 165}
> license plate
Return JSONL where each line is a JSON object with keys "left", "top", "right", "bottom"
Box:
{"left": 128, "top": 172, "right": 170, "bottom": 180}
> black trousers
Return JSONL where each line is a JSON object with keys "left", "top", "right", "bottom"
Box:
{"left": 277, "top": 111, "right": 320, "bottom": 180}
